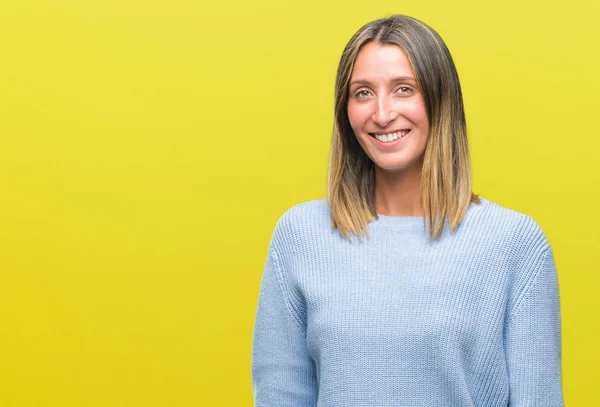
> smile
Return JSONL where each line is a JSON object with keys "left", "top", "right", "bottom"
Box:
{"left": 368, "top": 129, "right": 410, "bottom": 143}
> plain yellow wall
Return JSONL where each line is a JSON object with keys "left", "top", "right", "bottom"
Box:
{"left": 1, "top": 0, "right": 598, "bottom": 405}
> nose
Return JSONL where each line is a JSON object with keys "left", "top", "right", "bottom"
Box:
{"left": 371, "top": 96, "right": 398, "bottom": 127}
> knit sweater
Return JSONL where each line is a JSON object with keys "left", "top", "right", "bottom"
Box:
{"left": 251, "top": 196, "right": 564, "bottom": 407}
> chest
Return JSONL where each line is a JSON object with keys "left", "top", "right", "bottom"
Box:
{"left": 299, "top": 247, "right": 509, "bottom": 362}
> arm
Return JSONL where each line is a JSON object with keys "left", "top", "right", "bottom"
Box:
{"left": 251, "top": 243, "right": 318, "bottom": 407}
{"left": 505, "top": 247, "right": 565, "bottom": 406}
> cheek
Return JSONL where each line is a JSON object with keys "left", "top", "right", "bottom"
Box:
{"left": 347, "top": 103, "right": 369, "bottom": 130}
{"left": 412, "top": 99, "right": 429, "bottom": 128}
{"left": 402, "top": 101, "right": 428, "bottom": 127}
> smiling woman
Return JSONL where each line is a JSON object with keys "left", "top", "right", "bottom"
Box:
{"left": 329, "top": 15, "right": 479, "bottom": 242}
{"left": 251, "top": 14, "right": 565, "bottom": 407}
{"left": 347, "top": 42, "right": 430, "bottom": 189}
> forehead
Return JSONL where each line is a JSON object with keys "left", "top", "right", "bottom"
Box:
{"left": 351, "top": 42, "right": 414, "bottom": 79}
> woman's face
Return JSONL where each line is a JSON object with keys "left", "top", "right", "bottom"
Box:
{"left": 347, "top": 42, "right": 429, "bottom": 175}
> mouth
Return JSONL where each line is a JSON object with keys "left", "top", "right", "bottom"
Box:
{"left": 368, "top": 129, "right": 411, "bottom": 143}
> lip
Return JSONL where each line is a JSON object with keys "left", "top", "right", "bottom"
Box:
{"left": 368, "top": 128, "right": 410, "bottom": 136}
{"left": 368, "top": 129, "right": 410, "bottom": 147}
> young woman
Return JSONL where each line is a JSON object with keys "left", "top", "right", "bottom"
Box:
{"left": 251, "top": 14, "right": 564, "bottom": 407}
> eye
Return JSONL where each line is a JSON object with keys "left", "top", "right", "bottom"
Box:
{"left": 354, "top": 89, "right": 371, "bottom": 98}
{"left": 396, "top": 86, "right": 413, "bottom": 95}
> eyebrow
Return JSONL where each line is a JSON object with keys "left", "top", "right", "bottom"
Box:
{"left": 349, "top": 76, "right": 417, "bottom": 88}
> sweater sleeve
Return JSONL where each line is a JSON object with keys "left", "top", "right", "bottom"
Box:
{"left": 251, "top": 243, "right": 319, "bottom": 407}
{"left": 505, "top": 247, "right": 565, "bottom": 407}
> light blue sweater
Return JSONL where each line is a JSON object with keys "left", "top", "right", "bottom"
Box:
{"left": 251, "top": 197, "right": 564, "bottom": 407}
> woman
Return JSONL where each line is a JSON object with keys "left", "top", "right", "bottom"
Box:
{"left": 251, "top": 14, "right": 564, "bottom": 407}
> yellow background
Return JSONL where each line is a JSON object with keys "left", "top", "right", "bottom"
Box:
{"left": 1, "top": 0, "right": 598, "bottom": 405}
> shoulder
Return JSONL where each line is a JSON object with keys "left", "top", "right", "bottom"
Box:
{"left": 476, "top": 196, "right": 551, "bottom": 252}
{"left": 280, "top": 198, "right": 330, "bottom": 224}
{"left": 476, "top": 198, "right": 561, "bottom": 323}
{"left": 268, "top": 198, "right": 331, "bottom": 251}
{"left": 473, "top": 197, "right": 553, "bottom": 281}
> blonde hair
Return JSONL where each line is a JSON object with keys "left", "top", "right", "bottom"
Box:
{"left": 327, "top": 14, "right": 480, "bottom": 242}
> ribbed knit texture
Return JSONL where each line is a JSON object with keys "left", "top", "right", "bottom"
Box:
{"left": 251, "top": 196, "right": 564, "bottom": 407}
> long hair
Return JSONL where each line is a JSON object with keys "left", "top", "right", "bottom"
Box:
{"left": 327, "top": 14, "right": 480, "bottom": 242}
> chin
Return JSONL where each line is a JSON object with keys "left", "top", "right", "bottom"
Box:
{"left": 375, "top": 165, "right": 410, "bottom": 174}
{"left": 373, "top": 158, "right": 423, "bottom": 174}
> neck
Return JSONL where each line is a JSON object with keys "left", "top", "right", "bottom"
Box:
{"left": 374, "top": 165, "right": 423, "bottom": 216}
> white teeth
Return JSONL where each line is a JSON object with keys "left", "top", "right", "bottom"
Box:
{"left": 373, "top": 130, "right": 409, "bottom": 143}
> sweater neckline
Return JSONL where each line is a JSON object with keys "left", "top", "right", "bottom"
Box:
{"left": 370, "top": 197, "right": 489, "bottom": 229}
{"left": 371, "top": 213, "right": 427, "bottom": 228}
